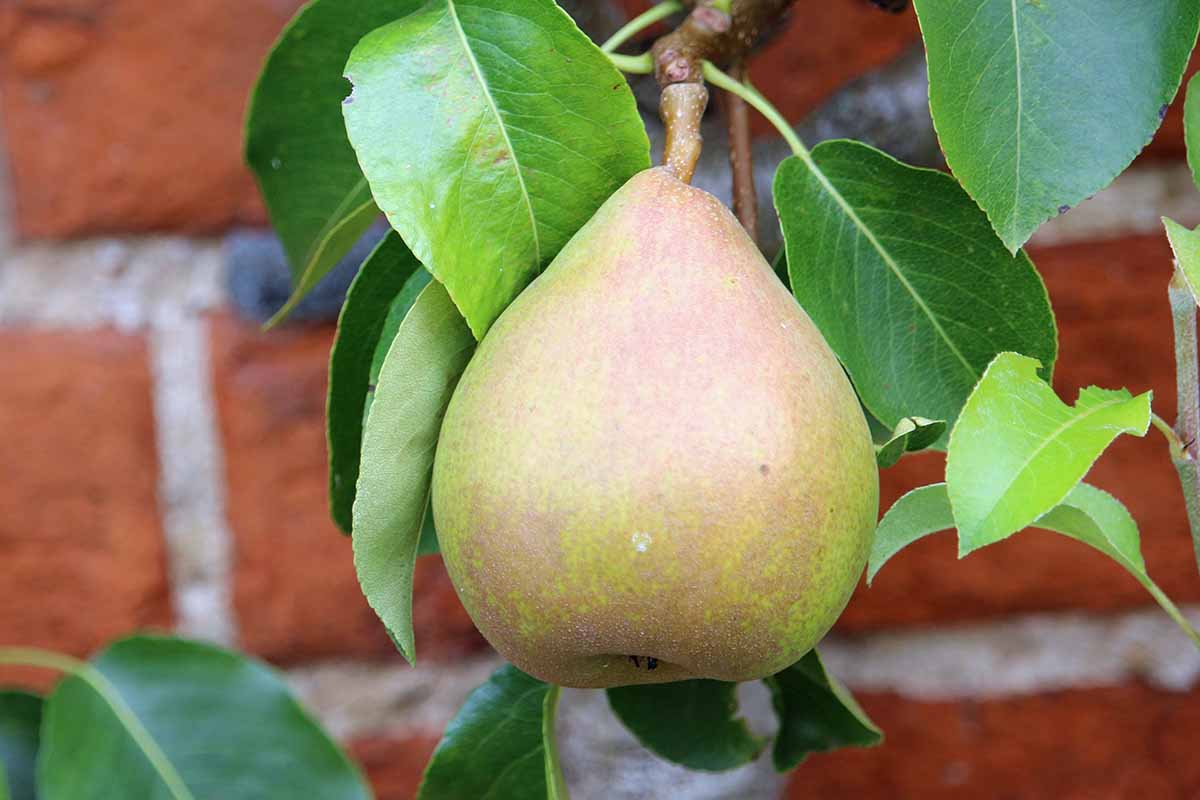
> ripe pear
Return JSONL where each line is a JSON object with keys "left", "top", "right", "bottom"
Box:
{"left": 431, "top": 167, "right": 878, "bottom": 689}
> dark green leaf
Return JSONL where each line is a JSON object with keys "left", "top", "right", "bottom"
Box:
{"left": 245, "top": 0, "right": 423, "bottom": 323}
{"left": 606, "top": 680, "right": 765, "bottom": 772}
{"left": 766, "top": 649, "right": 881, "bottom": 772}
{"left": 913, "top": 0, "right": 1200, "bottom": 251}
{"left": 37, "top": 636, "right": 369, "bottom": 800}
{"left": 328, "top": 232, "right": 424, "bottom": 534}
{"left": 419, "top": 665, "right": 564, "bottom": 800}
{"left": 0, "top": 692, "right": 40, "bottom": 800}
{"left": 946, "top": 352, "right": 1151, "bottom": 555}
{"left": 775, "top": 140, "right": 1056, "bottom": 435}
{"left": 875, "top": 416, "right": 946, "bottom": 468}
{"left": 342, "top": 0, "right": 650, "bottom": 337}
{"left": 354, "top": 281, "right": 475, "bottom": 662}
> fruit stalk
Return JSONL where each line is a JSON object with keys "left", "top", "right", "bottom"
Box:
{"left": 660, "top": 83, "right": 709, "bottom": 184}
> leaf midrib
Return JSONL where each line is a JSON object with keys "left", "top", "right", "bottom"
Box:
{"left": 1009, "top": 0, "right": 1024, "bottom": 243}
{"left": 971, "top": 392, "right": 1139, "bottom": 537}
{"left": 445, "top": 0, "right": 540, "bottom": 265}
{"left": 798, "top": 155, "right": 977, "bottom": 381}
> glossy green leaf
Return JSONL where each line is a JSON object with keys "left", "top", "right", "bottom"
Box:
{"left": 245, "top": 0, "right": 422, "bottom": 323}
{"left": 869, "top": 482, "right": 1195, "bottom": 630}
{"left": 875, "top": 416, "right": 946, "bottom": 468}
{"left": 606, "top": 680, "right": 765, "bottom": 772}
{"left": 342, "top": 0, "right": 650, "bottom": 337}
{"left": 328, "top": 232, "right": 424, "bottom": 534}
{"left": 353, "top": 281, "right": 475, "bottom": 663}
{"left": 766, "top": 649, "right": 881, "bottom": 772}
{"left": 419, "top": 665, "right": 565, "bottom": 800}
{"left": 0, "top": 692, "right": 40, "bottom": 800}
{"left": 37, "top": 636, "right": 369, "bottom": 800}
{"left": 946, "top": 353, "right": 1151, "bottom": 555}
{"left": 1165, "top": 217, "right": 1200, "bottom": 305}
{"left": 913, "top": 0, "right": 1200, "bottom": 252}
{"left": 776, "top": 140, "right": 1057, "bottom": 434}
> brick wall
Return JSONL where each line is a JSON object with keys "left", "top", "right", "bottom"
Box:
{"left": 3, "top": 2, "right": 1200, "bottom": 797}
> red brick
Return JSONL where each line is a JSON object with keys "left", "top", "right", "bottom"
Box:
{"left": 0, "top": 0, "right": 301, "bottom": 239}
{"left": 1, "top": 0, "right": 921, "bottom": 239}
{"left": 349, "top": 735, "right": 440, "bottom": 800}
{"left": 0, "top": 329, "right": 172, "bottom": 690}
{"left": 787, "top": 683, "right": 1200, "bottom": 799}
{"left": 1144, "top": 47, "right": 1200, "bottom": 162}
{"left": 210, "top": 314, "right": 487, "bottom": 665}
{"left": 841, "top": 236, "right": 1200, "bottom": 632}
{"left": 620, "top": 0, "right": 923, "bottom": 137}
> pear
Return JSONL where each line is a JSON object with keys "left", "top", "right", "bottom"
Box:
{"left": 431, "top": 167, "right": 878, "bottom": 689}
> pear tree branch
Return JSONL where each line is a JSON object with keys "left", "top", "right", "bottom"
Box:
{"left": 649, "top": 0, "right": 794, "bottom": 87}
{"left": 718, "top": 58, "right": 758, "bottom": 240}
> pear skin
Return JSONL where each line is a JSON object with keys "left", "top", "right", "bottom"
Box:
{"left": 432, "top": 167, "right": 878, "bottom": 688}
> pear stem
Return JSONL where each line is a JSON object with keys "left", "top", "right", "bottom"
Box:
{"left": 601, "top": 1, "right": 684, "bottom": 54}
{"left": 717, "top": 58, "right": 758, "bottom": 242}
{"left": 660, "top": 82, "right": 709, "bottom": 184}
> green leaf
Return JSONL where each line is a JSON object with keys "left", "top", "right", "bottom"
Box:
{"left": 913, "top": 0, "right": 1200, "bottom": 252}
{"left": 766, "top": 649, "right": 882, "bottom": 772}
{"left": 419, "top": 665, "right": 564, "bottom": 800}
{"left": 353, "top": 281, "right": 475, "bottom": 663}
{"left": 775, "top": 140, "right": 1057, "bottom": 435}
{"left": 37, "top": 635, "right": 369, "bottom": 800}
{"left": 1164, "top": 217, "right": 1200, "bottom": 304}
{"left": 868, "top": 483, "right": 1199, "bottom": 647}
{"left": 606, "top": 681, "right": 765, "bottom": 772}
{"left": 1187, "top": 73, "right": 1200, "bottom": 194}
{"left": 245, "top": 0, "right": 423, "bottom": 323}
{"left": 342, "top": 0, "right": 650, "bottom": 338}
{"left": 0, "top": 692, "right": 40, "bottom": 800}
{"left": 868, "top": 483, "right": 955, "bottom": 583}
{"left": 328, "top": 232, "right": 425, "bottom": 534}
{"left": 946, "top": 353, "right": 1151, "bottom": 555}
{"left": 875, "top": 416, "right": 947, "bottom": 468}
{"left": 417, "top": 502, "right": 441, "bottom": 556}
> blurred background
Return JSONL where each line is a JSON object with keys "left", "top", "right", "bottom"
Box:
{"left": 2, "top": 1, "right": 1200, "bottom": 797}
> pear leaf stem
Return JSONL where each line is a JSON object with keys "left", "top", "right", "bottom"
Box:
{"left": 601, "top": 1, "right": 684, "bottom": 54}
{"left": 702, "top": 61, "right": 808, "bottom": 160}
{"left": 608, "top": 53, "right": 654, "bottom": 74}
